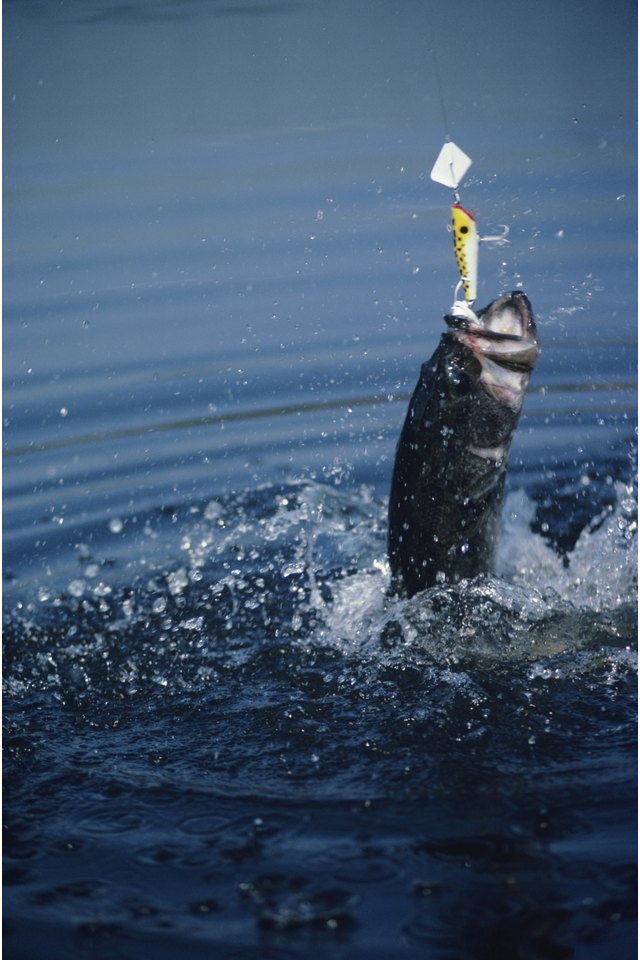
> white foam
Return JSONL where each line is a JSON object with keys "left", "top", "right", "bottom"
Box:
{"left": 315, "top": 481, "right": 637, "bottom": 663}
{"left": 498, "top": 483, "right": 637, "bottom": 611}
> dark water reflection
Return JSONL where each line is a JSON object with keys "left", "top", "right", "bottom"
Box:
{"left": 3, "top": 1, "right": 637, "bottom": 958}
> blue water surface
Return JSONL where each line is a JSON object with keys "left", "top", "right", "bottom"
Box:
{"left": 3, "top": 1, "right": 637, "bottom": 958}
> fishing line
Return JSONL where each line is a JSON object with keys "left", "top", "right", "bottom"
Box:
{"left": 430, "top": 47, "right": 451, "bottom": 144}
{"left": 428, "top": 56, "right": 510, "bottom": 315}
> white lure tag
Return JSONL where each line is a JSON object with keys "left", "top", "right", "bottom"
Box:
{"left": 430, "top": 141, "right": 472, "bottom": 190}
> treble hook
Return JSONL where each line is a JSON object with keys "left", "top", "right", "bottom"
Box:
{"left": 479, "top": 224, "right": 510, "bottom": 245}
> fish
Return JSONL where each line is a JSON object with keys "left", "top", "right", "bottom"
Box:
{"left": 388, "top": 291, "right": 539, "bottom": 597}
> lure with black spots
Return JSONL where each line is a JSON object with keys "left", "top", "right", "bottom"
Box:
{"left": 450, "top": 203, "right": 478, "bottom": 303}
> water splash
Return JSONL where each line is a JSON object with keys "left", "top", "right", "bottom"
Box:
{"left": 4, "top": 456, "right": 636, "bottom": 706}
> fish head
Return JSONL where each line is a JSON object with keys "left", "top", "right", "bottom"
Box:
{"left": 446, "top": 291, "right": 540, "bottom": 411}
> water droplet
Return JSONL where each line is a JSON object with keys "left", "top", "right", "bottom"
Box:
{"left": 167, "top": 568, "right": 189, "bottom": 595}
{"left": 204, "top": 500, "right": 222, "bottom": 520}
{"left": 109, "top": 517, "right": 123, "bottom": 534}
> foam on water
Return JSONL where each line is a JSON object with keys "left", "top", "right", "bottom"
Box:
{"left": 311, "top": 475, "right": 636, "bottom": 665}
{"left": 499, "top": 482, "right": 637, "bottom": 610}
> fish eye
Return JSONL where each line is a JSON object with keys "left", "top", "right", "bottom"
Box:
{"left": 459, "top": 225, "right": 469, "bottom": 234}
{"left": 447, "top": 366, "right": 471, "bottom": 397}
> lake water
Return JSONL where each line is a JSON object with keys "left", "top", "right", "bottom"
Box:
{"left": 3, "top": 1, "right": 637, "bottom": 958}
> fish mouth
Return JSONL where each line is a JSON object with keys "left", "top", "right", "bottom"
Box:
{"left": 445, "top": 292, "right": 540, "bottom": 408}
{"left": 445, "top": 291, "right": 538, "bottom": 365}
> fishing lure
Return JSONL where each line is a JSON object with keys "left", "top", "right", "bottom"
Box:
{"left": 430, "top": 139, "right": 507, "bottom": 315}
{"left": 450, "top": 202, "right": 478, "bottom": 303}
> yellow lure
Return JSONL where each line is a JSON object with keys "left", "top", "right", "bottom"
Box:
{"left": 450, "top": 203, "right": 478, "bottom": 303}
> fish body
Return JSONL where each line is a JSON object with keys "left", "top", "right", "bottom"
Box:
{"left": 388, "top": 292, "right": 539, "bottom": 597}
{"left": 450, "top": 203, "right": 478, "bottom": 302}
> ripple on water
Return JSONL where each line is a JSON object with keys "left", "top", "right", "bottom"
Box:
{"left": 178, "top": 814, "right": 231, "bottom": 836}
{"left": 75, "top": 808, "right": 144, "bottom": 836}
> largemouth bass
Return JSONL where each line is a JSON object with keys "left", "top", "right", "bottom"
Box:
{"left": 388, "top": 291, "right": 539, "bottom": 597}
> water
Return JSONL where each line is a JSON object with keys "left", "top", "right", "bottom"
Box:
{"left": 3, "top": 1, "right": 637, "bottom": 957}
